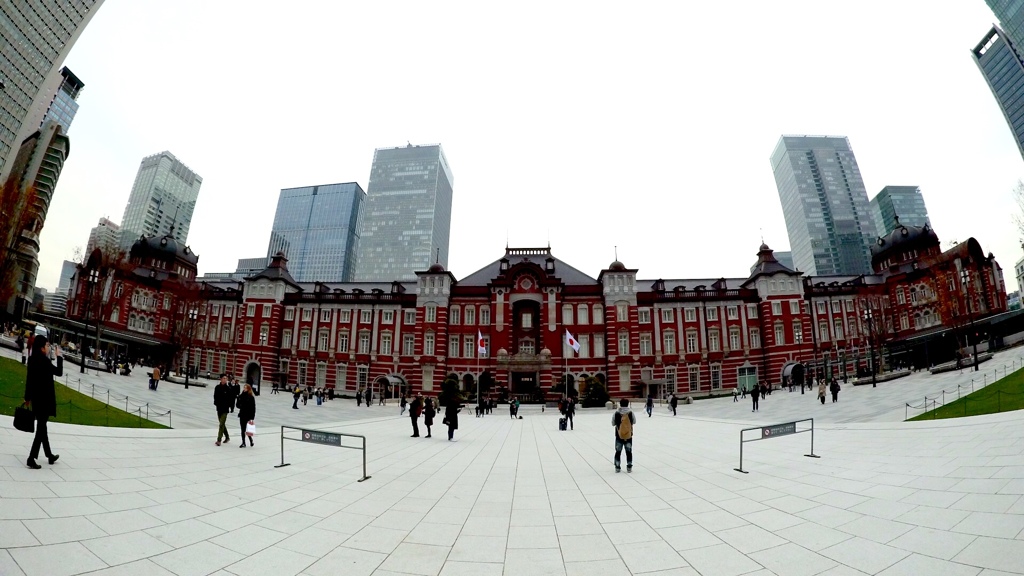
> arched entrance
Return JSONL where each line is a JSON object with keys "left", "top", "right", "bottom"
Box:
{"left": 374, "top": 374, "right": 407, "bottom": 400}
{"left": 781, "top": 362, "right": 805, "bottom": 391}
{"left": 244, "top": 361, "right": 262, "bottom": 395}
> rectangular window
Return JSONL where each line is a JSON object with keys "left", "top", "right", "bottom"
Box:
{"left": 661, "top": 308, "right": 673, "bottom": 323}
{"left": 163, "top": 295, "right": 171, "bottom": 310}
{"left": 729, "top": 329, "right": 740, "bottom": 351}
{"left": 578, "top": 304, "right": 590, "bottom": 325}
{"left": 638, "top": 308, "right": 651, "bottom": 323}
{"left": 338, "top": 332, "right": 349, "bottom": 352}
{"left": 300, "top": 330, "right": 310, "bottom": 350}
{"left": 578, "top": 335, "right": 589, "bottom": 358}
{"left": 316, "top": 363, "right": 326, "bottom": 387}
{"left": 593, "top": 305, "right": 603, "bottom": 324}
{"left": 464, "top": 335, "right": 474, "bottom": 358}
{"left": 341, "top": 310, "right": 351, "bottom": 323}
{"left": 688, "top": 365, "right": 700, "bottom": 392}
{"left": 424, "top": 333, "right": 435, "bottom": 355}
{"left": 321, "top": 309, "right": 331, "bottom": 322}
{"left": 259, "top": 326, "right": 268, "bottom": 347}
{"left": 711, "top": 365, "right": 721, "bottom": 389}
{"left": 747, "top": 304, "right": 757, "bottom": 319}
{"left": 774, "top": 324, "right": 784, "bottom": 345}
{"left": 284, "top": 308, "right": 293, "bottom": 321}
{"left": 380, "top": 333, "right": 392, "bottom": 355}
{"left": 819, "top": 322, "right": 829, "bottom": 342}
{"left": 357, "top": 366, "right": 368, "bottom": 390}
{"left": 665, "top": 366, "right": 676, "bottom": 391}
{"left": 247, "top": 304, "right": 256, "bottom": 317}
{"left": 793, "top": 322, "right": 803, "bottom": 344}
{"left": 213, "top": 304, "right": 221, "bottom": 316}
{"left": 262, "top": 305, "right": 271, "bottom": 318}
{"left": 817, "top": 301, "right": 826, "bottom": 314}
{"left": 772, "top": 302, "right": 782, "bottom": 315}
{"left": 382, "top": 310, "right": 394, "bottom": 324}
{"left": 219, "top": 352, "right": 227, "bottom": 374}
{"left": 521, "top": 312, "right": 533, "bottom": 329}
{"left": 465, "top": 307, "right": 475, "bottom": 325}
{"left": 639, "top": 333, "right": 652, "bottom": 355}
{"left": 158, "top": 318, "right": 167, "bottom": 332}
{"left": 831, "top": 300, "right": 841, "bottom": 313}
{"left": 450, "top": 306, "right": 460, "bottom": 325}
{"left": 833, "top": 319, "right": 844, "bottom": 339}
{"left": 280, "top": 358, "right": 288, "bottom": 378}
{"left": 790, "top": 301, "right": 800, "bottom": 314}
{"left": 360, "top": 310, "right": 372, "bottom": 323}
{"left": 244, "top": 325, "right": 253, "bottom": 344}
{"left": 449, "top": 335, "right": 460, "bottom": 358}
{"left": 900, "top": 313, "right": 909, "bottom": 330}
{"left": 480, "top": 337, "right": 489, "bottom": 358}
{"left": 685, "top": 308, "right": 696, "bottom": 322}
{"left": 686, "top": 330, "right": 698, "bottom": 353}
{"left": 706, "top": 307, "right": 718, "bottom": 321}
{"left": 618, "top": 331, "right": 629, "bottom": 355}
{"left": 298, "top": 362, "right": 307, "bottom": 387}
{"left": 727, "top": 306, "right": 738, "bottom": 319}
{"left": 562, "top": 305, "right": 573, "bottom": 325}
{"left": 480, "top": 307, "right": 490, "bottom": 325}
{"left": 709, "top": 331, "right": 720, "bottom": 352}
{"left": 336, "top": 363, "right": 347, "bottom": 389}
{"left": 318, "top": 330, "right": 329, "bottom": 351}
{"left": 404, "top": 309, "right": 415, "bottom": 325}
{"left": 302, "top": 308, "right": 312, "bottom": 321}
{"left": 426, "top": 305, "right": 436, "bottom": 323}
{"left": 594, "top": 335, "right": 605, "bottom": 357}
{"left": 617, "top": 304, "right": 628, "bottom": 322}
{"left": 403, "top": 334, "right": 414, "bottom": 355}
{"left": 663, "top": 331, "right": 676, "bottom": 354}
{"left": 222, "top": 326, "right": 230, "bottom": 343}
{"left": 749, "top": 328, "right": 760, "bottom": 348}
{"left": 358, "top": 332, "right": 370, "bottom": 354}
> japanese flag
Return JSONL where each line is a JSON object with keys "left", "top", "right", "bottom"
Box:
{"left": 565, "top": 329, "right": 580, "bottom": 354}
{"left": 477, "top": 330, "right": 487, "bottom": 355}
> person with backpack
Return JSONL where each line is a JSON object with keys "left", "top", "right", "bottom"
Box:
{"left": 645, "top": 394, "right": 654, "bottom": 417}
{"left": 829, "top": 377, "right": 840, "bottom": 403}
{"left": 612, "top": 398, "right": 635, "bottom": 473}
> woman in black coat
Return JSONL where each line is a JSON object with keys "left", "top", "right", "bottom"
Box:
{"left": 23, "top": 335, "right": 62, "bottom": 469}
{"left": 423, "top": 397, "right": 436, "bottom": 438}
{"left": 236, "top": 383, "right": 256, "bottom": 447}
{"left": 444, "top": 395, "right": 462, "bottom": 441}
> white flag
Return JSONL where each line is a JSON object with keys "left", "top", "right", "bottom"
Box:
{"left": 477, "top": 330, "right": 487, "bottom": 355}
{"left": 565, "top": 329, "right": 580, "bottom": 354}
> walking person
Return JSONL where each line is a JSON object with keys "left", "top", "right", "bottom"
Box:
{"left": 733, "top": 388, "right": 739, "bottom": 402}
{"left": 236, "top": 383, "right": 256, "bottom": 447}
{"left": 292, "top": 384, "right": 301, "bottom": 409}
{"left": 400, "top": 395, "right": 408, "bottom": 416}
{"left": 612, "top": 398, "right": 635, "bottom": 473}
{"left": 760, "top": 381, "right": 767, "bottom": 399}
{"left": 510, "top": 399, "right": 517, "bottom": 419}
{"left": 444, "top": 395, "right": 462, "bottom": 441}
{"left": 229, "top": 377, "right": 240, "bottom": 413}
{"left": 423, "top": 397, "right": 435, "bottom": 438}
{"left": 565, "top": 396, "right": 576, "bottom": 430}
{"left": 23, "top": 336, "right": 62, "bottom": 469}
{"left": 669, "top": 393, "right": 678, "bottom": 416}
{"left": 302, "top": 386, "right": 309, "bottom": 406}
{"left": 751, "top": 384, "right": 759, "bottom": 412}
{"left": 151, "top": 365, "right": 161, "bottom": 391}
{"left": 214, "top": 375, "right": 232, "bottom": 445}
{"left": 817, "top": 379, "right": 827, "bottom": 405}
{"left": 357, "top": 388, "right": 362, "bottom": 406}
{"left": 645, "top": 394, "right": 654, "bottom": 417}
{"left": 409, "top": 394, "right": 423, "bottom": 437}
{"left": 364, "top": 387, "right": 372, "bottom": 407}
{"left": 829, "top": 377, "right": 840, "bottom": 403}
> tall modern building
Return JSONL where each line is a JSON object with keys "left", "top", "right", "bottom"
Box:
{"left": 987, "top": 1, "right": 1024, "bottom": 46}
{"left": 42, "top": 67, "right": 85, "bottom": 132}
{"left": 86, "top": 217, "right": 120, "bottom": 256}
{"left": 972, "top": 26, "right": 1024, "bottom": 161}
{"left": 771, "top": 136, "right": 877, "bottom": 276}
{"left": 118, "top": 152, "right": 203, "bottom": 251}
{"left": 57, "top": 260, "right": 77, "bottom": 293}
{"left": 266, "top": 183, "right": 365, "bottom": 282}
{"left": 869, "top": 186, "right": 931, "bottom": 236}
{"left": 354, "top": 144, "right": 454, "bottom": 282}
{"left": 0, "top": 1, "right": 104, "bottom": 183}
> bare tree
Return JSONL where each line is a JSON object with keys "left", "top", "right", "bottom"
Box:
{"left": 0, "top": 178, "right": 39, "bottom": 316}
{"left": 165, "top": 279, "right": 204, "bottom": 377}
{"left": 74, "top": 246, "right": 133, "bottom": 358}
{"left": 1013, "top": 179, "right": 1024, "bottom": 243}
{"left": 861, "top": 293, "right": 895, "bottom": 373}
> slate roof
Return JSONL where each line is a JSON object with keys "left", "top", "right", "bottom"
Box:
{"left": 458, "top": 249, "right": 598, "bottom": 286}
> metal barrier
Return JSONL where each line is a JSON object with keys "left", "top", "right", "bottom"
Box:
{"left": 274, "top": 425, "right": 370, "bottom": 482}
{"left": 735, "top": 418, "right": 818, "bottom": 474}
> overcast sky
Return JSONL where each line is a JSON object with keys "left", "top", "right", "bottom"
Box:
{"left": 36, "top": 0, "right": 1024, "bottom": 292}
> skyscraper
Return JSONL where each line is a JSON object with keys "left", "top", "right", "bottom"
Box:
{"left": 266, "top": 183, "right": 365, "bottom": 282}
{"left": 42, "top": 67, "right": 85, "bottom": 132}
{"left": 869, "top": 186, "right": 931, "bottom": 236}
{"left": 0, "top": 1, "right": 104, "bottom": 183}
{"left": 987, "top": 1, "right": 1024, "bottom": 46}
{"left": 86, "top": 217, "right": 121, "bottom": 256}
{"left": 972, "top": 26, "right": 1024, "bottom": 162}
{"left": 354, "top": 144, "right": 454, "bottom": 282}
{"left": 771, "top": 136, "right": 877, "bottom": 276}
{"left": 118, "top": 152, "right": 203, "bottom": 251}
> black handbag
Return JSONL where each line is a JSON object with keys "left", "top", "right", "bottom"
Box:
{"left": 14, "top": 404, "right": 34, "bottom": 433}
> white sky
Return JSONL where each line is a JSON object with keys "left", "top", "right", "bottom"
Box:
{"left": 36, "top": 0, "right": 1024, "bottom": 291}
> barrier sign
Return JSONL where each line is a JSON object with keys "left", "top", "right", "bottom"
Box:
{"left": 761, "top": 422, "right": 796, "bottom": 438}
{"left": 302, "top": 429, "right": 341, "bottom": 446}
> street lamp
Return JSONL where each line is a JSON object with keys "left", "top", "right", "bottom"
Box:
{"left": 81, "top": 269, "right": 99, "bottom": 374}
{"left": 863, "top": 308, "right": 876, "bottom": 387}
{"left": 961, "top": 269, "right": 979, "bottom": 371}
{"left": 184, "top": 307, "right": 197, "bottom": 389}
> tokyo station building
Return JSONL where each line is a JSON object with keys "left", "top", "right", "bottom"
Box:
{"left": 65, "top": 221, "right": 1008, "bottom": 398}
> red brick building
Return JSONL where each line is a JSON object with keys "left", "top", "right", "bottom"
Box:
{"left": 64, "top": 226, "right": 1007, "bottom": 398}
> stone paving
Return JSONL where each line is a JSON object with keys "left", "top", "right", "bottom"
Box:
{"left": 1, "top": 348, "right": 1023, "bottom": 575}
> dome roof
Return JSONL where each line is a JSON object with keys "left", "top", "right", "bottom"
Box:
{"left": 131, "top": 232, "right": 198, "bottom": 266}
{"left": 427, "top": 262, "right": 445, "bottom": 273}
{"left": 608, "top": 260, "right": 626, "bottom": 271}
{"left": 870, "top": 221, "right": 939, "bottom": 267}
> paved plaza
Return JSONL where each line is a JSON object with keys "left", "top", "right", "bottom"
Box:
{"left": 1, "top": 349, "right": 1023, "bottom": 575}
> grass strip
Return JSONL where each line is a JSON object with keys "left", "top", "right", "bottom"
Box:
{"left": 909, "top": 367, "right": 1024, "bottom": 420}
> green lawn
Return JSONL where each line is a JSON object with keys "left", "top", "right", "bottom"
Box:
{"left": 0, "top": 356, "right": 167, "bottom": 428}
{"left": 909, "top": 367, "right": 1024, "bottom": 421}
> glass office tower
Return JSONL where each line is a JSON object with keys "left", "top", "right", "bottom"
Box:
{"left": 973, "top": 26, "right": 1024, "bottom": 162}
{"left": 869, "top": 186, "right": 931, "bottom": 235}
{"left": 119, "top": 152, "right": 203, "bottom": 251}
{"left": 0, "top": 1, "right": 104, "bottom": 183}
{"left": 266, "top": 183, "right": 365, "bottom": 282}
{"left": 41, "top": 67, "right": 84, "bottom": 132}
{"left": 987, "top": 1, "right": 1024, "bottom": 47}
{"left": 771, "top": 136, "right": 877, "bottom": 276}
{"left": 354, "top": 144, "right": 454, "bottom": 281}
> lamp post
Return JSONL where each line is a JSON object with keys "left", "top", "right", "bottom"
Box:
{"left": 80, "top": 269, "right": 98, "bottom": 373}
{"left": 184, "top": 307, "right": 197, "bottom": 389}
{"left": 961, "top": 269, "right": 979, "bottom": 371}
{"left": 863, "top": 308, "right": 876, "bottom": 387}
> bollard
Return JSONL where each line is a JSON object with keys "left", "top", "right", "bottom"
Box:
{"left": 125, "top": 397, "right": 129, "bottom": 412}
{"left": 998, "top": 391, "right": 1002, "bottom": 413}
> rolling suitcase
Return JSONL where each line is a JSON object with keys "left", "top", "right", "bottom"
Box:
{"left": 559, "top": 417, "right": 567, "bottom": 431}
